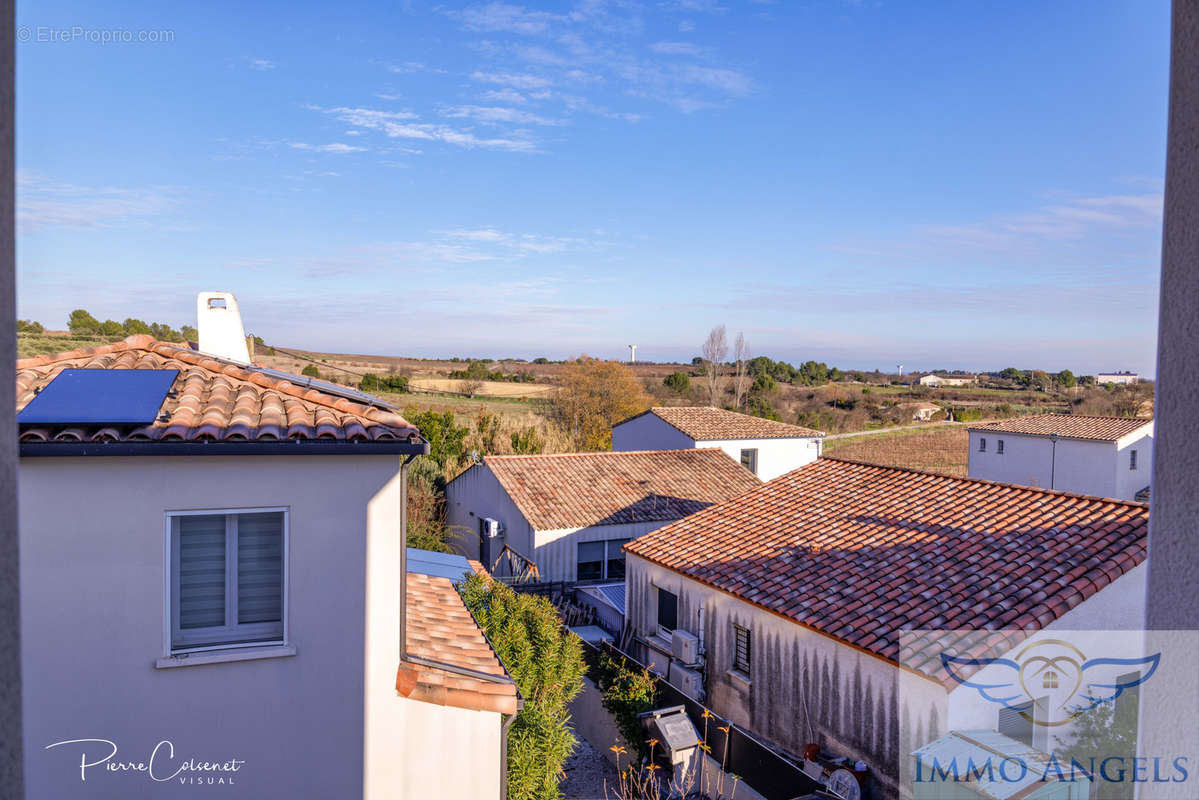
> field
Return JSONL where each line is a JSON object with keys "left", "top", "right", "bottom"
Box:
{"left": 409, "top": 378, "right": 555, "bottom": 399}
{"left": 823, "top": 425, "right": 971, "bottom": 476}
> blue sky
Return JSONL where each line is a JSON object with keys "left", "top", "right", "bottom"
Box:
{"left": 16, "top": 1, "right": 1170, "bottom": 374}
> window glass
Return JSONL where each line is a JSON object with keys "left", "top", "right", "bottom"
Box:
{"left": 739, "top": 448, "right": 758, "bottom": 474}
{"left": 178, "top": 514, "right": 227, "bottom": 630}
{"left": 657, "top": 588, "right": 678, "bottom": 632}
{"left": 606, "top": 539, "right": 631, "bottom": 580}
{"left": 577, "top": 541, "right": 605, "bottom": 581}
{"left": 733, "top": 624, "right": 751, "bottom": 674}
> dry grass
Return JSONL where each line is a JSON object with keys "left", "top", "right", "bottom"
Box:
{"left": 410, "top": 377, "right": 555, "bottom": 398}
{"left": 824, "top": 426, "right": 970, "bottom": 477}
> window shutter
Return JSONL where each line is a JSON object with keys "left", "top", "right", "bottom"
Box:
{"left": 237, "top": 512, "right": 284, "bottom": 624}
{"left": 178, "top": 514, "right": 227, "bottom": 630}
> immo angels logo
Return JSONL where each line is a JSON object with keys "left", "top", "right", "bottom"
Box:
{"left": 941, "top": 638, "right": 1160, "bottom": 727}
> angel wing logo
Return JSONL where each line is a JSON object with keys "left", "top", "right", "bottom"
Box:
{"left": 941, "top": 639, "right": 1160, "bottom": 727}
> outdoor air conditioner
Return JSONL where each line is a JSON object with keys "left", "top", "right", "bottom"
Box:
{"left": 671, "top": 629, "right": 699, "bottom": 664}
{"left": 668, "top": 663, "right": 704, "bottom": 702}
{"left": 482, "top": 518, "right": 502, "bottom": 538}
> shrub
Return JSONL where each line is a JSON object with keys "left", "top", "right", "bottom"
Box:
{"left": 359, "top": 373, "right": 409, "bottom": 393}
{"left": 301, "top": 364, "right": 321, "bottom": 379}
{"left": 16, "top": 319, "right": 43, "bottom": 334}
{"left": 404, "top": 409, "right": 469, "bottom": 471}
{"left": 511, "top": 426, "right": 544, "bottom": 455}
{"left": 595, "top": 649, "right": 659, "bottom": 760}
{"left": 459, "top": 574, "right": 586, "bottom": 800}
{"left": 663, "top": 371, "right": 691, "bottom": 395}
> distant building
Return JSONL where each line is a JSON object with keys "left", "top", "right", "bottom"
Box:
{"left": 967, "top": 414, "right": 1153, "bottom": 501}
{"left": 900, "top": 401, "right": 942, "bottom": 422}
{"left": 623, "top": 458, "right": 1147, "bottom": 800}
{"left": 918, "top": 374, "right": 976, "bottom": 388}
{"left": 611, "top": 406, "right": 824, "bottom": 480}
{"left": 1097, "top": 371, "right": 1140, "bottom": 385}
{"left": 445, "top": 449, "right": 760, "bottom": 582}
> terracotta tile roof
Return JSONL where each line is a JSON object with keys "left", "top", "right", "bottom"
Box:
{"left": 625, "top": 458, "right": 1148, "bottom": 671}
{"left": 475, "top": 449, "right": 762, "bottom": 531}
{"left": 396, "top": 572, "right": 518, "bottom": 715}
{"left": 16, "top": 335, "right": 420, "bottom": 444}
{"left": 627, "top": 406, "right": 824, "bottom": 440}
{"left": 967, "top": 414, "right": 1152, "bottom": 441}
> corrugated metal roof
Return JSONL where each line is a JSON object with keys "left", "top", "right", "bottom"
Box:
{"left": 912, "top": 730, "right": 1087, "bottom": 800}
{"left": 406, "top": 548, "right": 475, "bottom": 582}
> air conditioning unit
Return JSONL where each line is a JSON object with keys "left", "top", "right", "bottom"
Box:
{"left": 482, "top": 518, "right": 502, "bottom": 538}
{"left": 668, "top": 663, "right": 704, "bottom": 702}
{"left": 671, "top": 629, "right": 699, "bottom": 664}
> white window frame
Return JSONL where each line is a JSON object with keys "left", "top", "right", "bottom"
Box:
{"left": 164, "top": 506, "right": 290, "bottom": 655}
{"left": 739, "top": 448, "right": 759, "bottom": 475}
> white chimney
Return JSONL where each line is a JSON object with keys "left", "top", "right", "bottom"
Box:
{"left": 196, "top": 291, "right": 251, "bottom": 364}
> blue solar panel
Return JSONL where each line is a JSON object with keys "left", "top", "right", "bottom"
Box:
{"left": 18, "top": 369, "right": 179, "bottom": 426}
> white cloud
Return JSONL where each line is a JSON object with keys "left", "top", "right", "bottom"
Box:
{"left": 456, "top": 2, "right": 562, "bottom": 34}
{"left": 17, "top": 172, "right": 176, "bottom": 232}
{"left": 470, "top": 70, "right": 553, "bottom": 89}
{"left": 482, "top": 88, "right": 528, "bottom": 104}
{"left": 311, "top": 105, "right": 538, "bottom": 152}
{"left": 442, "top": 105, "right": 565, "bottom": 126}
{"left": 649, "top": 41, "right": 705, "bottom": 56}
{"left": 247, "top": 58, "right": 277, "bottom": 71}
{"left": 289, "top": 142, "right": 368, "bottom": 153}
{"left": 678, "top": 20, "right": 696, "bottom": 32}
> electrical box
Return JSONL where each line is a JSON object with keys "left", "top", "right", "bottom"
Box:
{"left": 671, "top": 629, "right": 699, "bottom": 664}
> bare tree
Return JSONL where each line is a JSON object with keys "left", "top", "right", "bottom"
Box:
{"left": 732, "top": 332, "right": 751, "bottom": 410}
{"left": 701, "top": 324, "right": 728, "bottom": 406}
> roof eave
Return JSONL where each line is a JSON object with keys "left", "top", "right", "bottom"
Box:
{"left": 19, "top": 438, "right": 430, "bottom": 458}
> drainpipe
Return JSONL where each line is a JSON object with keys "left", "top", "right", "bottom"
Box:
{"left": 1050, "top": 434, "right": 1058, "bottom": 491}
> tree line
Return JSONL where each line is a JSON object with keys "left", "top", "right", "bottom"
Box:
{"left": 18, "top": 309, "right": 197, "bottom": 343}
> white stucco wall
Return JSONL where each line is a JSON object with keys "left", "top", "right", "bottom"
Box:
{"left": 394, "top": 697, "right": 502, "bottom": 800}
{"left": 534, "top": 519, "right": 675, "bottom": 582}
{"left": 19, "top": 454, "right": 402, "bottom": 798}
{"left": 1114, "top": 427, "right": 1154, "bottom": 501}
{"left": 696, "top": 436, "right": 820, "bottom": 481}
{"left": 968, "top": 427, "right": 1152, "bottom": 501}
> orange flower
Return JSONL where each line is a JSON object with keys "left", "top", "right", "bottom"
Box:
{"left": 610, "top": 745, "right": 627, "bottom": 755}
{"left": 701, "top": 709, "right": 714, "bottom": 719}
{"left": 718, "top": 725, "right": 730, "bottom": 734}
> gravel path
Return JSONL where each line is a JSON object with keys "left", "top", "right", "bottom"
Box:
{"left": 561, "top": 737, "right": 621, "bottom": 800}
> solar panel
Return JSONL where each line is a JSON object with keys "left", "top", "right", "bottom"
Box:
{"left": 252, "top": 366, "right": 396, "bottom": 411}
{"left": 406, "top": 548, "right": 474, "bottom": 582}
{"left": 18, "top": 369, "right": 179, "bottom": 426}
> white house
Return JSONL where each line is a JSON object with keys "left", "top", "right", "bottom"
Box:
{"left": 1096, "top": 371, "right": 1140, "bottom": 385}
{"left": 623, "top": 458, "right": 1149, "bottom": 800}
{"left": 611, "top": 406, "right": 824, "bottom": 481}
{"left": 16, "top": 332, "right": 515, "bottom": 799}
{"left": 967, "top": 414, "right": 1153, "bottom": 501}
{"left": 445, "top": 449, "right": 760, "bottom": 583}
{"left": 918, "top": 374, "right": 975, "bottom": 388}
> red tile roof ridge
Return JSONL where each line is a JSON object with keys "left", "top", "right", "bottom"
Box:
{"left": 819, "top": 456, "right": 1151, "bottom": 511}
